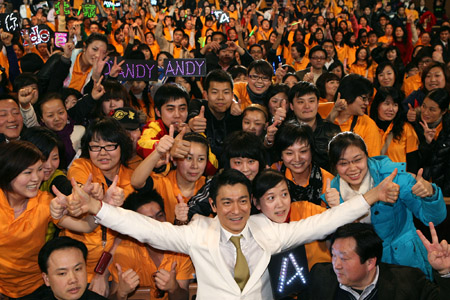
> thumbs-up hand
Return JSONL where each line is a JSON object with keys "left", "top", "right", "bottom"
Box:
{"left": 188, "top": 105, "right": 207, "bottom": 133}
{"left": 116, "top": 264, "right": 140, "bottom": 297}
{"left": 334, "top": 92, "right": 347, "bottom": 112}
{"left": 50, "top": 185, "right": 69, "bottom": 219}
{"left": 265, "top": 120, "right": 279, "bottom": 146}
{"left": 104, "top": 175, "right": 125, "bottom": 207}
{"left": 170, "top": 126, "right": 191, "bottom": 159}
{"left": 154, "top": 262, "right": 179, "bottom": 293}
{"left": 273, "top": 99, "right": 287, "bottom": 123}
{"left": 303, "top": 66, "right": 314, "bottom": 83}
{"left": 67, "top": 177, "right": 92, "bottom": 217}
{"left": 175, "top": 194, "right": 189, "bottom": 224}
{"left": 407, "top": 103, "right": 418, "bottom": 123}
{"left": 156, "top": 125, "right": 176, "bottom": 157}
{"left": 82, "top": 174, "right": 104, "bottom": 201}
{"left": 412, "top": 168, "right": 434, "bottom": 198}
{"left": 325, "top": 178, "right": 341, "bottom": 207}
{"left": 376, "top": 168, "right": 400, "bottom": 204}
{"left": 231, "top": 98, "right": 243, "bottom": 116}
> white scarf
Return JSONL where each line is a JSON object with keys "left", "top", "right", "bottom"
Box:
{"left": 339, "top": 171, "right": 374, "bottom": 223}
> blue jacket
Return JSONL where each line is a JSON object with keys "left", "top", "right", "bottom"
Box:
{"left": 321, "top": 156, "right": 447, "bottom": 279}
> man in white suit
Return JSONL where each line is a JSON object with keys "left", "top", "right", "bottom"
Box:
{"left": 55, "top": 166, "right": 400, "bottom": 299}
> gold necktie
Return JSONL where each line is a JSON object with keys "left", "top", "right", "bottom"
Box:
{"left": 230, "top": 235, "right": 250, "bottom": 291}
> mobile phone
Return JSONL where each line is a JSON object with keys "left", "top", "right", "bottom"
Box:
{"left": 94, "top": 251, "right": 112, "bottom": 274}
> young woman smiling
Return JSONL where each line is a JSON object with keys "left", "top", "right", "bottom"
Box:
{"left": 323, "top": 132, "right": 445, "bottom": 279}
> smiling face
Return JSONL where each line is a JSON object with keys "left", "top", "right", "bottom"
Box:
{"left": 377, "top": 65, "right": 395, "bottom": 87}
{"left": 424, "top": 67, "right": 446, "bottom": 91}
{"left": 255, "top": 180, "right": 291, "bottom": 223}
{"left": 176, "top": 142, "right": 207, "bottom": 184}
{"left": 242, "top": 110, "right": 267, "bottom": 137}
{"left": 42, "top": 248, "right": 88, "bottom": 300}
{"left": 9, "top": 160, "right": 43, "bottom": 200}
{"left": 335, "top": 145, "right": 368, "bottom": 190}
{"left": 42, "top": 147, "right": 60, "bottom": 181}
{"left": 290, "top": 93, "right": 319, "bottom": 124}
{"left": 421, "top": 97, "right": 446, "bottom": 124}
{"left": 281, "top": 140, "right": 312, "bottom": 176}
{"left": 325, "top": 80, "right": 339, "bottom": 97}
{"left": 347, "top": 95, "right": 369, "bottom": 116}
{"left": 88, "top": 137, "right": 121, "bottom": 176}
{"left": 41, "top": 99, "right": 68, "bottom": 132}
{"left": 210, "top": 183, "right": 251, "bottom": 234}
{"left": 0, "top": 99, "right": 23, "bottom": 140}
{"left": 377, "top": 96, "right": 398, "bottom": 122}
{"left": 204, "top": 81, "right": 233, "bottom": 119}
{"left": 268, "top": 92, "right": 288, "bottom": 116}
{"left": 229, "top": 157, "right": 260, "bottom": 181}
{"left": 156, "top": 98, "right": 188, "bottom": 132}
{"left": 247, "top": 70, "right": 272, "bottom": 95}
{"left": 81, "top": 40, "right": 107, "bottom": 67}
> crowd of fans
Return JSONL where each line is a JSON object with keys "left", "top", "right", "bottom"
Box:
{"left": 0, "top": 0, "right": 449, "bottom": 299}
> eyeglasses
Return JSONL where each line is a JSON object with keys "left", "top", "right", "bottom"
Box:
{"left": 248, "top": 74, "right": 271, "bottom": 82}
{"left": 360, "top": 95, "right": 370, "bottom": 103}
{"left": 88, "top": 144, "right": 119, "bottom": 152}
{"left": 336, "top": 157, "right": 365, "bottom": 168}
{"left": 311, "top": 56, "right": 326, "bottom": 60}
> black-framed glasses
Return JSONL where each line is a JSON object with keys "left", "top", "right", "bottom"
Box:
{"left": 88, "top": 144, "right": 119, "bottom": 152}
{"left": 248, "top": 74, "right": 271, "bottom": 82}
{"left": 360, "top": 95, "right": 370, "bottom": 103}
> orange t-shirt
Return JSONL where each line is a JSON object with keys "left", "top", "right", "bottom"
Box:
{"left": 64, "top": 158, "right": 135, "bottom": 282}
{"left": 68, "top": 53, "right": 91, "bottom": 92}
{"left": 233, "top": 82, "right": 252, "bottom": 109}
{"left": 379, "top": 122, "right": 419, "bottom": 163}
{"left": 109, "top": 237, "right": 194, "bottom": 300}
{"left": 289, "top": 201, "right": 331, "bottom": 269}
{"left": 0, "top": 190, "right": 53, "bottom": 298}
{"left": 152, "top": 170, "right": 206, "bottom": 223}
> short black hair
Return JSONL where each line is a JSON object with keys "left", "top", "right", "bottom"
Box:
{"left": 330, "top": 223, "right": 383, "bottom": 265}
{"left": 21, "top": 126, "right": 66, "bottom": 168}
{"left": 229, "top": 65, "right": 248, "bottom": 80}
{"left": 203, "top": 69, "right": 234, "bottom": 92}
{"left": 274, "top": 119, "right": 315, "bottom": 156}
{"left": 153, "top": 83, "right": 190, "bottom": 113}
{"left": 80, "top": 117, "right": 133, "bottom": 168}
{"left": 123, "top": 189, "right": 165, "bottom": 212}
{"left": 335, "top": 74, "right": 372, "bottom": 104}
{"left": 209, "top": 169, "right": 252, "bottom": 205}
{"left": 247, "top": 60, "right": 273, "bottom": 78}
{"left": 222, "top": 131, "right": 267, "bottom": 172}
{"left": 288, "top": 81, "right": 320, "bottom": 104}
{"left": 308, "top": 45, "right": 327, "bottom": 59}
{"left": 328, "top": 132, "right": 368, "bottom": 175}
{"left": 38, "top": 237, "right": 88, "bottom": 274}
{"left": 252, "top": 169, "right": 287, "bottom": 205}
{"left": 265, "top": 84, "right": 290, "bottom": 109}
{"left": 0, "top": 140, "right": 44, "bottom": 191}
{"left": 291, "top": 42, "right": 306, "bottom": 57}
{"left": 13, "top": 73, "right": 38, "bottom": 92}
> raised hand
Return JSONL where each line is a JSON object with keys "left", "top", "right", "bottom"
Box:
{"left": 303, "top": 66, "right": 314, "bottom": 83}
{"left": 18, "top": 85, "right": 38, "bottom": 108}
{"left": 116, "top": 264, "right": 140, "bottom": 297}
{"left": 265, "top": 120, "right": 279, "bottom": 146}
{"left": 92, "top": 53, "right": 108, "bottom": 82}
{"left": 273, "top": 99, "right": 287, "bottom": 123}
{"left": 174, "top": 194, "right": 189, "bottom": 223}
{"left": 411, "top": 168, "right": 434, "bottom": 198}
{"left": 91, "top": 75, "right": 106, "bottom": 100}
{"left": 325, "top": 178, "right": 341, "bottom": 207}
{"left": 157, "top": 124, "right": 175, "bottom": 158}
{"left": 375, "top": 168, "right": 400, "bottom": 204}
{"left": 81, "top": 174, "right": 104, "bottom": 201}
{"left": 109, "top": 57, "right": 125, "bottom": 78}
{"left": 154, "top": 262, "right": 179, "bottom": 293}
{"left": 417, "top": 222, "right": 450, "bottom": 275}
{"left": 419, "top": 118, "right": 436, "bottom": 144}
{"left": 275, "top": 63, "right": 287, "bottom": 83}
{"left": 104, "top": 175, "right": 125, "bottom": 207}
{"left": 407, "top": 103, "right": 417, "bottom": 123}
{"left": 50, "top": 185, "right": 69, "bottom": 219}
{"left": 188, "top": 106, "right": 207, "bottom": 133}
{"left": 230, "top": 98, "right": 243, "bottom": 116}
{"left": 67, "top": 177, "right": 93, "bottom": 217}
{"left": 170, "top": 126, "right": 191, "bottom": 159}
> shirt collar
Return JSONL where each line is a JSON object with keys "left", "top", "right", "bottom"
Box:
{"left": 339, "top": 266, "right": 379, "bottom": 300}
{"left": 220, "top": 223, "right": 251, "bottom": 243}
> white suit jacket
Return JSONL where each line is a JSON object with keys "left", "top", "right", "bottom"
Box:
{"left": 95, "top": 195, "right": 370, "bottom": 299}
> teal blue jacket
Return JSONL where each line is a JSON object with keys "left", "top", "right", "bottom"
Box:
{"left": 321, "top": 156, "right": 447, "bottom": 279}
